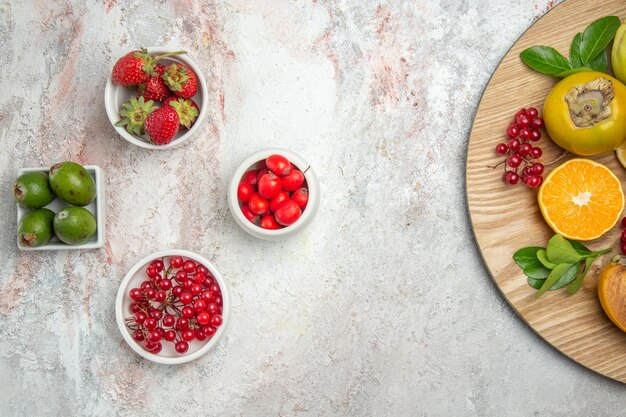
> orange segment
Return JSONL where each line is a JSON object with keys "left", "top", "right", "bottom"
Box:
{"left": 538, "top": 158, "right": 624, "bottom": 241}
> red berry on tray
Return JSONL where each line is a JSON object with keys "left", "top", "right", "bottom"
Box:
{"left": 281, "top": 169, "right": 305, "bottom": 192}
{"left": 260, "top": 215, "right": 282, "bottom": 230}
{"left": 266, "top": 154, "right": 291, "bottom": 176}
{"left": 258, "top": 172, "right": 282, "bottom": 199}
{"left": 274, "top": 200, "right": 302, "bottom": 226}
{"left": 291, "top": 188, "right": 309, "bottom": 210}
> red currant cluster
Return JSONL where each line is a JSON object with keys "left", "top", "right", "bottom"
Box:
{"left": 495, "top": 107, "right": 545, "bottom": 187}
{"left": 126, "top": 256, "right": 224, "bottom": 355}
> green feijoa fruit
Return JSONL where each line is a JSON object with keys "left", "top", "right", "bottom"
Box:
{"left": 18, "top": 208, "right": 55, "bottom": 247}
{"left": 53, "top": 206, "right": 97, "bottom": 245}
{"left": 49, "top": 162, "right": 96, "bottom": 206}
{"left": 13, "top": 171, "right": 56, "bottom": 209}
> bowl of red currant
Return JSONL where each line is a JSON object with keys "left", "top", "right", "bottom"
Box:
{"left": 228, "top": 149, "right": 320, "bottom": 241}
{"left": 115, "top": 250, "right": 229, "bottom": 364}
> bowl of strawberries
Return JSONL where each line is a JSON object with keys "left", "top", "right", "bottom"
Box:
{"left": 105, "top": 47, "right": 208, "bottom": 149}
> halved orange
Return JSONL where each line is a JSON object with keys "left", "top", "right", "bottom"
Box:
{"left": 538, "top": 158, "right": 624, "bottom": 241}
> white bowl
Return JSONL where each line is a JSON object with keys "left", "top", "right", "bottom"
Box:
{"left": 115, "top": 249, "right": 230, "bottom": 365}
{"left": 104, "top": 47, "right": 208, "bottom": 150}
{"left": 16, "top": 165, "right": 105, "bottom": 250}
{"left": 228, "top": 148, "right": 320, "bottom": 241}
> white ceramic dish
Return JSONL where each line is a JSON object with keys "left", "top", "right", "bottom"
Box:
{"left": 228, "top": 148, "right": 320, "bottom": 241}
{"left": 115, "top": 249, "right": 230, "bottom": 365}
{"left": 104, "top": 47, "right": 208, "bottom": 150}
{"left": 16, "top": 165, "right": 105, "bottom": 250}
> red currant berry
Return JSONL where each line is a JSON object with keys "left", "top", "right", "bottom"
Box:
{"left": 209, "top": 283, "right": 220, "bottom": 294}
{"left": 170, "top": 256, "right": 183, "bottom": 269}
{"left": 519, "top": 128, "right": 531, "bottom": 141}
{"left": 179, "top": 292, "right": 193, "bottom": 305}
{"left": 503, "top": 171, "right": 520, "bottom": 185}
{"left": 148, "top": 330, "right": 162, "bottom": 343}
{"left": 495, "top": 143, "right": 508, "bottom": 155}
{"left": 210, "top": 314, "right": 223, "bottom": 327}
{"left": 134, "top": 311, "right": 147, "bottom": 324}
{"left": 175, "top": 341, "right": 189, "bottom": 354}
{"left": 203, "top": 325, "right": 216, "bottom": 336}
{"left": 172, "top": 286, "right": 183, "bottom": 297}
{"left": 150, "top": 342, "right": 162, "bottom": 354}
{"left": 159, "top": 279, "right": 172, "bottom": 291}
{"left": 182, "top": 306, "right": 195, "bottom": 318}
{"left": 162, "top": 314, "right": 175, "bottom": 327}
{"left": 506, "top": 125, "right": 519, "bottom": 139}
{"left": 508, "top": 139, "right": 521, "bottom": 151}
{"left": 175, "top": 270, "right": 188, "bottom": 283}
{"left": 164, "top": 330, "right": 177, "bottom": 341}
{"left": 195, "top": 329, "right": 207, "bottom": 341}
{"left": 132, "top": 329, "right": 145, "bottom": 342}
{"left": 146, "top": 266, "right": 158, "bottom": 278}
{"left": 526, "top": 107, "right": 539, "bottom": 119}
{"left": 154, "top": 290, "right": 166, "bottom": 303}
{"left": 516, "top": 115, "right": 531, "bottom": 128}
{"left": 514, "top": 108, "right": 527, "bottom": 119}
{"left": 529, "top": 130, "right": 541, "bottom": 141}
{"left": 150, "top": 309, "right": 163, "bottom": 320}
{"left": 181, "top": 329, "right": 196, "bottom": 342}
{"left": 201, "top": 290, "right": 214, "bottom": 302}
{"left": 144, "top": 340, "right": 156, "bottom": 350}
{"left": 144, "top": 318, "right": 157, "bottom": 331}
{"left": 183, "top": 260, "right": 196, "bottom": 273}
{"left": 194, "top": 272, "right": 207, "bottom": 285}
{"left": 193, "top": 299, "right": 206, "bottom": 312}
{"left": 183, "top": 279, "right": 194, "bottom": 290}
{"left": 531, "top": 147, "right": 542, "bottom": 159}
{"left": 129, "top": 288, "right": 142, "bottom": 300}
{"left": 176, "top": 317, "right": 189, "bottom": 330}
{"left": 522, "top": 166, "right": 533, "bottom": 177}
{"left": 519, "top": 143, "right": 532, "bottom": 156}
{"left": 191, "top": 283, "right": 203, "bottom": 296}
{"left": 197, "top": 311, "right": 211, "bottom": 325}
{"left": 140, "top": 281, "right": 152, "bottom": 291}
{"left": 532, "top": 163, "right": 544, "bottom": 175}
{"left": 145, "top": 287, "right": 156, "bottom": 300}
{"left": 151, "top": 259, "right": 164, "bottom": 272}
{"left": 237, "top": 182, "right": 254, "bottom": 203}
{"left": 526, "top": 175, "right": 543, "bottom": 188}
{"left": 206, "top": 303, "right": 218, "bottom": 315}
{"left": 214, "top": 295, "right": 223, "bottom": 306}
{"left": 531, "top": 117, "right": 544, "bottom": 129}
{"left": 129, "top": 303, "right": 141, "bottom": 314}
{"left": 196, "top": 264, "right": 209, "bottom": 275}
{"left": 507, "top": 153, "right": 522, "bottom": 168}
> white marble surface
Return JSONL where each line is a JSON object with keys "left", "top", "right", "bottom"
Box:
{"left": 0, "top": 0, "right": 625, "bottom": 416}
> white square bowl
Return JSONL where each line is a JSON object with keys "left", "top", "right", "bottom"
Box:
{"left": 16, "top": 165, "right": 105, "bottom": 250}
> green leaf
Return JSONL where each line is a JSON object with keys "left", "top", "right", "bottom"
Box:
{"left": 566, "top": 257, "right": 594, "bottom": 294}
{"left": 549, "top": 261, "right": 581, "bottom": 290}
{"left": 569, "top": 32, "right": 583, "bottom": 67}
{"left": 513, "top": 247, "right": 551, "bottom": 279}
{"left": 578, "top": 16, "right": 620, "bottom": 64}
{"left": 568, "top": 240, "right": 591, "bottom": 255}
{"left": 546, "top": 235, "right": 583, "bottom": 264}
{"left": 556, "top": 67, "right": 594, "bottom": 78}
{"left": 587, "top": 50, "right": 608, "bottom": 72}
{"left": 536, "top": 249, "right": 557, "bottom": 269}
{"left": 537, "top": 263, "right": 571, "bottom": 298}
{"left": 520, "top": 46, "right": 572, "bottom": 76}
{"left": 528, "top": 277, "right": 545, "bottom": 290}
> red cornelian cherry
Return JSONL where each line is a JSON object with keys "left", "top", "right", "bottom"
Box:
{"left": 196, "top": 264, "right": 209, "bottom": 275}
{"left": 508, "top": 139, "right": 520, "bottom": 152}
{"left": 179, "top": 292, "right": 193, "bottom": 304}
{"left": 144, "top": 318, "right": 157, "bottom": 331}
{"left": 183, "top": 260, "right": 196, "bottom": 273}
{"left": 175, "top": 270, "right": 187, "bottom": 283}
{"left": 506, "top": 125, "right": 519, "bottom": 139}
{"left": 519, "top": 128, "right": 531, "bottom": 141}
{"left": 495, "top": 143, "right": 508, "bottom": 154}
{"left": 159, "top": 278, "right": 172, "bottom": 291}
{"left": 532, "top": 163, "right": 544, "bottom": 175}
{"left": 531, "top": 117, "right": 544, "bottom": 129}
{"left": 163, "top": 314, "right": 175, "bottom": 327}
{"left": 176, "top": 317, "right": 189, "bottom": 330}
{"left": 172, "top": 286, "right": 183, "bottom": 297}
{"left": 526, "top": 107, "right": 539, "bottom": 119}
{"left": 203, "top": 325, "right": 216, "bottom": 336}
{"left": 519, "top": 143, "right": 532, "bottom": 156}
{"left": 182, "top": 306, "right": 195, "bottom": 318}
{"left": 503, "top": 171, "right": 519, "bottom": 185}
{"left": 181, "top": 329, "right": 196, "bottom": 342}
{"left": 164, "top": 330, "right": 177, "bottom": 342}
{"left": 529, "top": 130, "right": 541, "bottom": 141}
{"left": 132, "top": 329, "right": 145, "bottom": 341}
{"left": 151, "top": 259, "right": 164, "bottom": 272}
{"left": 197, "top": 311, "right": 210, "bottom": 325}
{"left": 507, "top": 153, "right": 522, "bottom": 168}
{"left": 210, "top": 314, "right": 223, "bottom": 326}
{"left": 237, "top": 182, "right": 254, "bottom": 203}
{"left": 531, "top": 147, "right": 542, "bottom": 158}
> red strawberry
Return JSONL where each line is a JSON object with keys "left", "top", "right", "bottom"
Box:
{"left": 137, "top": 75, "right": 172, "bottom": 102}
{"left": 164, "top": 97, "right": 199, "bottom": 129}
{"left": 162, "top": 63, "right": 198, "bottom": 98}
{"left": 111, "top": 49, "right": 187, "bottom": 86}
{"left": 144, "top": 106, "right": 180, "bottom": 145}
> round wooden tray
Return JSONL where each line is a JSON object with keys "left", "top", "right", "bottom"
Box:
{"left": 467, "top": 0, "right": 626, "bottom": 383}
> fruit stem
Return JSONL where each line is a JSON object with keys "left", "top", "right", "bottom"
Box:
{"left": 486, "top": 160, "right": 506, "bottom": 169}
{"left": 154, "top": 51, "right": 187, "bottom": 60}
